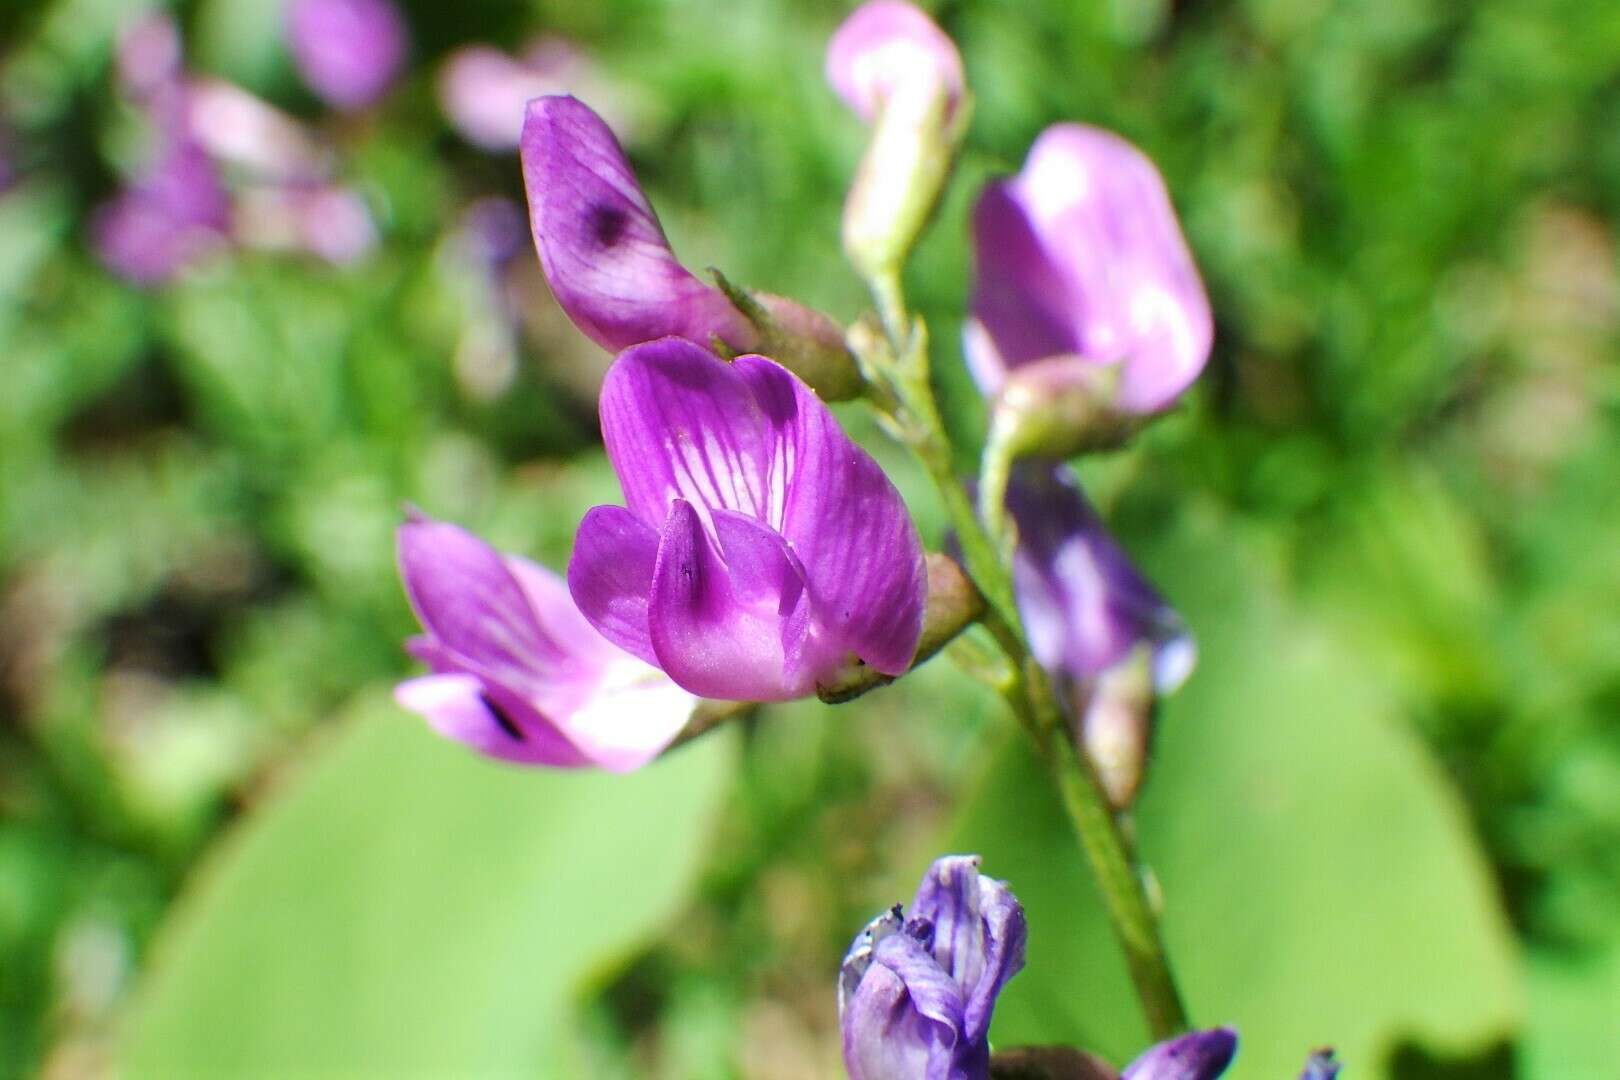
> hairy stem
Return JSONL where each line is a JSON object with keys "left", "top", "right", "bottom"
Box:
{"left": 857, "top": 276, "right": 1190, "bottom": 1040}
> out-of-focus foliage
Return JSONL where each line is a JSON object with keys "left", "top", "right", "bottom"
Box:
{"left": 0, "top": 0, "right": 1615, "bottom": 1076}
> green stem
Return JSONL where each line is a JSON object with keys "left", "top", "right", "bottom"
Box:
{"left": 859, "top": 274, "right": 1189, "bottom": 1040}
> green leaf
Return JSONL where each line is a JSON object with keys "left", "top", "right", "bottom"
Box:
{"left": 953, "top": 517, "right": 1522, "bottom": 1078}
{"left": 1524, "top": 938, "right": 1620, "bottom": 1078}
{"left": 115, "top": 693, "right": 734, "bottom": 1078}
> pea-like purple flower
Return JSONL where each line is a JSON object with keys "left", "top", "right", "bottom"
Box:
{"left": 839, "top": 855, "right": 1026, "bottom": 1080}
{"left": 520, "top": 96, "right": 858, "bottom": 398}
{"left": 567, "top": 337, "right": 925, "bottom": 702}
{"left": 1121, "top": 1029, "right": 1238, "bottom": 1080}
{"left": 396, "top": 515, "right": 696, "bottom": 771}
{"left": 285, "top": 0, "right": 407, "bottom": 112}
{"left": 1005, "top": 462, "right": 1194, "bottom": 806}
{"left": 825, "top": 0, "right": 965, "bottom": 124}
{"left": 967, "top": 124, "right": 1212, "bottom": 416}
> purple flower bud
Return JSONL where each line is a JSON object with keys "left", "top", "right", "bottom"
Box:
{"left": 519, "top": 95, "right": 753, "bottom": 354}
{"left": 839, "top": 855, "right": 1026, "bottom": 1080}
{"left": 396, "top": 515, "right": 697, "bottom": 771}
{"left": 285, "top": 0, "right": 407, "bottom": 112}
{"left": 1121, "top": 1029, "right": 1238, "bottom": 1080}
{"left": 439, "top": 38, "right": 594, "bottom": 151}
{"left": 93, "top": 139, "right": 231, "bottom": 285}
{"left": 1297, "top": 1049, "right": 1340, "bottom": 1080}
{"left": 967, "top": 124, "right": 1212, "bottom": 415}
{"left": 826, "top": 1, "right": 964, "bottom": 124}
{"left": 567, "top": 337, "right": 925, "bottom": 702}
{"left": 1004, "top": 462, "right": 1194, "bottom": 806}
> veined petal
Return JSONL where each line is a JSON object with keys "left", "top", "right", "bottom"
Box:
{"left": 844, "top": 932, "right": 965, "bottom": 1080}
{"left": 648, "top": 500, "right": 813, "bottom": 701}
{"left": 911, "top": 856, "right": 1027, "bottom": 1044}
{"left": 394, "top": 673, "right": 591, "bottom": 768}
{"left": 1006, "top": 463, "right": 1189, "bottom": 686}
{"left": 398, "top": 519, "right": 578, "bottom": 681}
{"left": 567, "top": 504, "right": 660, "bottom": 665}
{"left": 520, "top": 97, "right": 752, "bottom": 353}
{"left": 1122, "top": 1029, "right": 1238, "bottom": 1080}
{"left": 731, "top": 355, "right": 926, "bottom": 676}
{"left": 826, "top": 0, "right": 964, "bottom": 124}
{"left": 1010, "top": 125, "right": 1212, "bottom": 413}
{"left": 597, "top": 337, "right": 777, "bottom": 527}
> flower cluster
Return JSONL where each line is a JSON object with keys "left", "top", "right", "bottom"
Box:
{"left": 93, "top": 6, "right": 400, "bottom": 284}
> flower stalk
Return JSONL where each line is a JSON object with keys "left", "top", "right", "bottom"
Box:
{"left": 851, "top": 268, "right": 1190, "bottom": 1040}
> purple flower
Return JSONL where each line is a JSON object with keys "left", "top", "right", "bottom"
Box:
{"left": 93, "top": 139, "right": 231, "bottom": 285}
{"left": 519, "top": 96, "right": 857, "bottom": 397}
{"left": 839, "top": 855, "right": 1026, "bottom": 1080}
{"left": 567, "top": 337, "right": 925, "bottom": 701}
{"left": 1122, "top": 1029, "right": 1238, "bottom": 1080}
{"left": 396, "top": 515, "right": 697, "bottom": 771}
{"left": 285, "top": 0, "right": 407, "bottom": 111}
{"left": 826, "top": 0, "right": 964, "bottom": 124}
{"left": 967, "top": 124, "right": 1212, "bottom": 415}
{"left": 1005, "top": 462, "right": 1194, "bottom": 806}
{"left": 235, "top": 182, "right": 377, "bottom": 265}
{"left": 439, "top": 38, "right": 598, "bottom": 151}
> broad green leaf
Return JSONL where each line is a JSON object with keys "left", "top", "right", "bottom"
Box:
{"left": 954, "top": 517, "right": 1521, "bottom": 1078}
{"left": 1524, "top": 938, "right": 1620, "bottom": 1079}
{"left": 116, "top": 693, "right": 734, "bottom": 1078}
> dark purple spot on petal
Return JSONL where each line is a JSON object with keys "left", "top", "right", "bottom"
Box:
{"left": 480, "top": 691, "right": 525, "bottom": 741}
{"left": 590, "top": 202, "right": 629, "bottom": 248}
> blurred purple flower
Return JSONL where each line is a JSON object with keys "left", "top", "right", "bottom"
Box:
{"left": 967, "top": 124, "right": 1212, "bottom": 414}
{"left": 439, "top": 37, "right": 598, "bottom": 151}
{"left": 839, "top": 855, "right": 1026, "bottom": 1080}
{"left": 1004, "top": 462, "right": 1194, "bottom": 805}
{"left": 826, "top": 0, "right": 964, "bottom": 124}
{"left": 187, "top": 78, "right": 330, "bottom": 181}
{"left": 396, "top": 515, "right": 697, "bottom": 771}
{"left": 235, "top": 182, "right": 377, "bottom": 264}
{"left": 115, "top": 13, "right": 184, "bottom": 106}
{"left": 1297, "top": 1049, "right": 1341, "bottom": 1080}
{"left": 567, "top": 337, "right": 925, "bottom": 701}
{"left": 93, "top": 139, "right": 231, "bottom": 285}
{"left": 285, "top": 0, "right": 407, "bottom": 111}
{"left": 1122, "top": 1029, "right": 1238, "bottom": 1080}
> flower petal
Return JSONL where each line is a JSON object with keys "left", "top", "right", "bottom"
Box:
{"left": 566, "top": 504, "right": 660, "bottom": 665}
{"left": 968, "top": 180, "right": 1080, "bottom": 390}
{"left": 1006, "top": 463, "right": 1190, "bottom": 687}
{"left": 597, "top": 337, "right": 778, "bottom": 527}
{"left": 393, "top": 673, "right": 591, "bottom": 767}
{"left": 910, "top": 855, "right": 1027, "bottom": 1044}
{"left": 1122, "top": 1028, "right": 1238, "bottom": 1080}
{"left": 285, "top": 0, "right": 407, "bottom": 111}
{"left": 550, "top": 653, "right": 697, "bottom": 772}
{"left": 520, "top": 97, "right": 752, "bottom": 353}
{"left": 648, "top": 499, "right": 812, "bottom": 701}
{"left": 398, "top": 518, "right": 576, "bottom": 688}
{"left": 843, "top": 932, "right": 965, "bottom": 1080}
{"left": 732, "top": 355, "right": 926, "bottom": 676}
{"left": 825, "top": 0, "right": 965, "bottom": 124}
{"left": 1011, "top": 125, "right": 1212, "bottom": 413}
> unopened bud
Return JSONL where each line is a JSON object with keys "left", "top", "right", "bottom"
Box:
{"left": 1076, "top": 647, "right": 1154, "bottom": 810}
{"left": 827, "top": 1, "right": 968, "bottom": 279}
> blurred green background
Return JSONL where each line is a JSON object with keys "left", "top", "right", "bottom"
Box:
{"left": 2, "top": 0, "right": 1618, "bottom": 1076}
